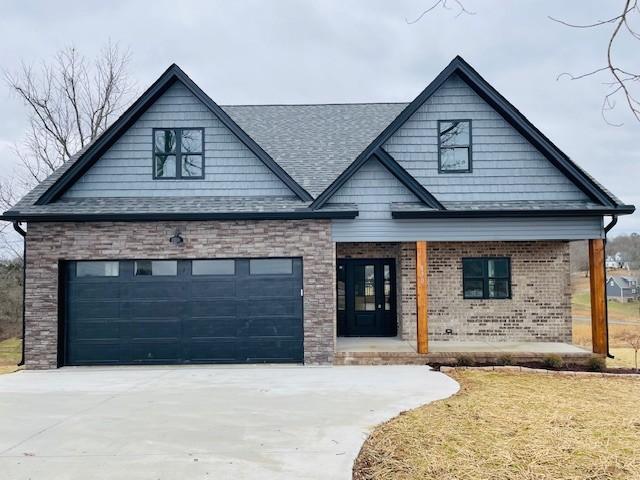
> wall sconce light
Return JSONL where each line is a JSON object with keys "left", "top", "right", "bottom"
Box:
{"left": 169, "top": 230, "right": 184, "bottom": 246}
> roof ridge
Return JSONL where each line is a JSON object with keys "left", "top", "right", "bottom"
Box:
{"left": 221, "top": 101, "right": 409, "bottom": 107}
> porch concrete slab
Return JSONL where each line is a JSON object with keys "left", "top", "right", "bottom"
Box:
{"left": 429, "top": 341, "right": 589, "bottom": 354}
{"left": 336, "top": 336, "right": 416, "bottom": 353}
{"left": 0, "top": 365, "right": 458, "bottom": 480}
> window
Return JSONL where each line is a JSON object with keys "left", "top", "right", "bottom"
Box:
{"left": 337, "top": 264, "right": 346, "bottom": 311}
{"left": 249, "top": 259, "right": 292, "bottom": 275}
{"left": 438, "top": 120, "right": 471, "bottom": 172}
{"left": 76, "top": 261, "right": 119, "bottom": 277}
{"left": 153, "top": 128, "right": 204, "bottom": 179}
{"left": 463, "top": 257, "right": 511, "bottom": 299}
{"left": 135, "top": 260, "right": 178, "bottom": 276}
{"left": 354, "top": 264, "right": 375, "bottom": 311}
{"left": 192, "top": 259, "right": 235, "bottom": 275}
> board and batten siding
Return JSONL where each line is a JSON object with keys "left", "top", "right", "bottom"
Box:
{"left": 63, "top": 82, "right": 294, "bottom": 198}
{"left": 331, "top": 217, "right": 604, "bottom": 242}
{"left": 383, "top": 74, "right": 590, "bottom": 203}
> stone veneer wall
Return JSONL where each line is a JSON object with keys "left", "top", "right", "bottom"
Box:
{"left": 24, "top": 220, "right": 335, "bottom": 369}
{"left": 428, "top": 241, "right": 572, "bottom": 342}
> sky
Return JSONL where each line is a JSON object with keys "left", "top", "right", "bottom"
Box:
{"left": 0, "top": 0, "right": 638, "bottom": 250}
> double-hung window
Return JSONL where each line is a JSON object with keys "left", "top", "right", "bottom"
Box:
{"left": 438, "top": 120, "right": 472, "bottom": 172}
{"left": 463, "top": 257, "right": 511, "bottom": 299}
{"left": 153, "top": 128, "right": 204, "bottom": 179}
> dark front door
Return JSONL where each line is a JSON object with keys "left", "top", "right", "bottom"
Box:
{"left": 337, "top": 259, "right": 397, "bottom": 337}
{"left": 63, "top": 258, "right": 303, "bottom": 365}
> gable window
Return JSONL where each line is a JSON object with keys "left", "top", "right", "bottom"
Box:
{"left": 463, "top": 257, "right": 511, "bottom": 299}
{"left": 438, "top": 120, "right": 471, "bottom": 173}
{"left": 153, "top": 128, "right": 204, "bottom": 179}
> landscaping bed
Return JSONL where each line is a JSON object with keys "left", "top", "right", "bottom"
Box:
{"left": 354, "top": 370, "right": 640, "bottom": 480}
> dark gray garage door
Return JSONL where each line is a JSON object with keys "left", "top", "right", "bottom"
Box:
{"left": 63, "top": 258, "right": 303, "bottom": 365}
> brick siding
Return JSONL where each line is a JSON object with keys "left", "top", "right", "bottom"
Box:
{"left": 24, "top": 220, "right": 335, "bottom": 369}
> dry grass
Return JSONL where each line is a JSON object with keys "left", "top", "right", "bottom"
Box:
{"left": 0, "top": 337, "right": 21, "bottom": 366}
{"left": 354, "top": 371, "right": 640, "bottom": 480}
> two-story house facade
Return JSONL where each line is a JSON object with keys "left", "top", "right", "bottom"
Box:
{"left": 3, "top": 56, "right": 634, "bottom": 368}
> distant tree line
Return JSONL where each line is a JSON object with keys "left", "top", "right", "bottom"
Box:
{"left": 571, "top": 233, "right": 640, "bottom": 272}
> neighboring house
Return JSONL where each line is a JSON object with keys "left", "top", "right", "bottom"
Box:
{"left": 606, "top": 276, "right": 639, "bottom": 302}
{"left": 606, "top": 252, "right": 629, "bottom": 270}
{"left": 2, "top": 56, "right": 635, "bottom": 369}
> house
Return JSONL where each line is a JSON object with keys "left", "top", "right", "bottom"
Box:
{"left": 606, "top": 276, "right": 639, "bottom": 302}
{"left": 606, "top": 252, "right": 629, "bottom": 270}
{"left": 2, "top": 56, "right": 635, "bottom": 369}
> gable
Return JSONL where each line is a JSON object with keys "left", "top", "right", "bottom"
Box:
{"left": 327, "top": 157, "right": 419, "bottom": 219}
{"left": 383, "top": 74, "right": 590, "bottom": 203}
{"left": 63, "top": 82, "right": 295, "bottom": 198}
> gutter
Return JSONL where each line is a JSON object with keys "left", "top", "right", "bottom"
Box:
{"left": 1, "top": 209, "right": 359, "bottom": 223}
{"left": 391, "top": 206, "right": 636, "bottom": 219}
{"left": 12, "top": 222, "right": 26, "bottom": 367}
{"left": 603, "top": 215, "right": 618, "bottom": 359}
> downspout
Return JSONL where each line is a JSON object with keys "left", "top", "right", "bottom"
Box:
{"left": 603, "top": 215, "right": 618, "bottom": 359}
{"left": 12, "top": 221, "right": 26, "bottom": 366}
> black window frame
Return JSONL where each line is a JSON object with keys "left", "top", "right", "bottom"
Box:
{"left": 438, "top": 119, "right": 472, "bottom": 173}
{"left": 152, "top": 127, "right": 205, "bottom": 180}
{"left": 462, "top": 257, "right": 511, "bottom": 300}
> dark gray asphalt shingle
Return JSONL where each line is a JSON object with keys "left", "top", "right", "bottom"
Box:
{"left": 223, "top": 103, "right": 407, "bottom": 197}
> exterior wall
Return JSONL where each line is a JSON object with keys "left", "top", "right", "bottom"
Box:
{"left": 24, "top": 220, "right": 335, "bottom": 369}
{"left": 331, "top": 217, "right": 604, "bottom": 242}
{"left": 428, "top": 241, "right": 572, "bottom": 342}
{"left": 336, "top": 242, "right": 417, "bottom": 341}
{"left": 384, "top": 73, "right": 590, "bottom": 202}
{"left": 63, "top": 82, "right": 293, "bottom": 198}
{"left": 328, "top": 158, "right": 418, "bottom": 219}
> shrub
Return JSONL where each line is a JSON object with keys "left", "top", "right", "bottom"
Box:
{"left": 587, "top": 356, "right": 606, "bottom": 372}
{"left": 542, "top": 354, "right": 564, "bottom": 370}
{"left": 455, "top": 354, "right": 475, "bottom": 367}
{"left": 497, "top": 354, "right": 514, "bottom": 366}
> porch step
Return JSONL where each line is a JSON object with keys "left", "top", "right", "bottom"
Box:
{"left": 333, "top": 351, "right": 596, "bottom": 366}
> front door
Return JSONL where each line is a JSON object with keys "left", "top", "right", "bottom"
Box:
{"left": 337, "top": 259, "right": 397, "bottom": 337}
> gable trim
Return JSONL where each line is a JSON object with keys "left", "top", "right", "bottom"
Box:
{"left": 312, "top": 56, "right": 619, "bottom": 209}
{"left": 35, "top": 64, "right": 312, "bottom": 205}
{"left": 310, "top": 147, "right": 444, "bottom": 210}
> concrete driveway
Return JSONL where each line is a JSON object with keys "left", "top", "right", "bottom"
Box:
{"left": 0, "top": 366, "right": 458, "bottom": 480}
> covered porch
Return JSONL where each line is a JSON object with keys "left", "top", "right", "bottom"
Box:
{"left": 334, "top": 239, "right": 607, "bottom": 364}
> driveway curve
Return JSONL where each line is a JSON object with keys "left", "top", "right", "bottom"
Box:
{"left": 0, "top": 365, "right": 459, "bottom": 480}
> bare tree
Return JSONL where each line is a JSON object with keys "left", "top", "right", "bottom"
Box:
{"left": 2, "top": 42, "right": 135, "bottom": 201}
{"left": 406, "top": 1, "right": 640, "bottom": 125}
{"left": 623, "top": 332, "right": 640, "bottom": 371}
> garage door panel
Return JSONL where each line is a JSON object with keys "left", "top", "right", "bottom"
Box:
{"left": 244, "top": 317, "right": 302, "bottom": 337}
{"left": 245, "top": 278, "right": 298, "bottom": 297}
{"left": 183, "top": 318, "right": 239, "bottom": 338}
{"left": 67, "top": 301, "right": 121, "bottom": 320}
{"left": 186, "top": 339, "right": 240, "bottom": 362}
{"left": 65, "top": 258, "right": 303, "bottom": 365}
{"left": 127, "top": 282, "right": 187, "bottom": 300}
{"left": 121, "top": 319, "right": 182, "bottom": 339}
{"left": 68, "top": 283, "right": 121, "bottom": 300}
{"left": 248, "top": 298, "right": 299, "bottom": 317}
{"left": 190, "top": 299, "right": 237, "bottom": 317}
{"left": 68, "top": 320, "right": 120, "bottom": 340}
{"left": 190, "top": 279, "right": 237, "bottom": 299}
{"left": 242, "top": 338, "right": 302, "bottom": 363}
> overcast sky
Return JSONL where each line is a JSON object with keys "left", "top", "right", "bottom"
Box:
{"left": 0, "top": 0, "right": 638, "bottom": 242}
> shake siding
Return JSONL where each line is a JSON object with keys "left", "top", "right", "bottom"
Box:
{"left": 384, "top": 74, "right": 590, "bottom": 202}
{"left": 327, "top": 158, "right": 419, "bottom": 219}
{"left": 63, "top": 82, "right": 294, "bottom": 198}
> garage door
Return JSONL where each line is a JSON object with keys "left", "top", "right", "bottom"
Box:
{"left": 63, "top": 258, "right": 303, "bottom": 365}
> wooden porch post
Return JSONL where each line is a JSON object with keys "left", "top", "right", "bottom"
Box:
{"left": 588, "top": 239, "right": 607, "bottom": 355}
{"left": 416, "top": 241, "right": 428, "bottom": 354}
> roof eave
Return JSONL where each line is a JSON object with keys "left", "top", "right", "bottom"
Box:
{"left": 1, "top": 209, "right": 359, "bottom": 223}
{"left": 391, "top": 205, "right": 635, "bottom": 219}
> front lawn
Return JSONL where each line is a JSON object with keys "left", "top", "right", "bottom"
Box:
{"left": 0, "top": 337, "right": 21, "bottom": 374}
{"left": 354, "top": 370, "right": 640, "bottom": 480}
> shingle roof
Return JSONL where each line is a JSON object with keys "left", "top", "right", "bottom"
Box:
{"left": 222, "top": 103, "right": 407, "bottom": 197}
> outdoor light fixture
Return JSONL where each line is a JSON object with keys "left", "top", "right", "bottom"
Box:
{"left": 169, "top": 230, "right": 184, "bottom": 246}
